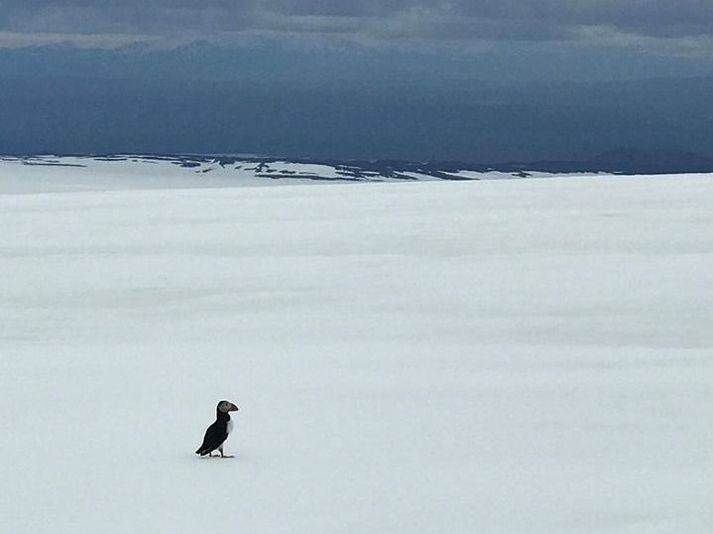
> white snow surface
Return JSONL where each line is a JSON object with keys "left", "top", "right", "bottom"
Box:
{"left": 1, "top": 167, "right": 712, "bottom": 533}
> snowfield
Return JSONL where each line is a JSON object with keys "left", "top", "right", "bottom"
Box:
{"left": 0, "top": 168, "right": 712, "bottom": 533}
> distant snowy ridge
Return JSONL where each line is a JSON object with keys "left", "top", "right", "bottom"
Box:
{"left": 0, "top": 154, "right": 602, "bottom": 194}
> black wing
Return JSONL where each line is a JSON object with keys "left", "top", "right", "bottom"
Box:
{"left": 195, "top": 421, "right": 228, "bottom": 455}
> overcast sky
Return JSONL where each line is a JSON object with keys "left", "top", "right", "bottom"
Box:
{"left": 2, "top": 0, "right": 713, "bottom": 52}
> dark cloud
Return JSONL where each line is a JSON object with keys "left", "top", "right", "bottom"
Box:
{"left": 2, "top": 1, "right": 713, "bottom": 45}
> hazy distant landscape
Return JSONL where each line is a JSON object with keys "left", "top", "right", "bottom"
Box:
{"left": 2, "top": 43, "right": 713, "bottom": 164}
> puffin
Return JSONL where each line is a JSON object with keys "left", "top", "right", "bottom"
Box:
{"left": 195, "top": 400, "right": 239, "bottom": 458}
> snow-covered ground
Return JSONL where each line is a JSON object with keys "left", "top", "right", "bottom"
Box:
{"left": 0, "top": 168, "right": 712, "bottom": 533}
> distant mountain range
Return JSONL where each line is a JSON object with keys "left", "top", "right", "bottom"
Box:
{"left": 485, "top": 148, "right": 713, "bottom": 175}
{"left": 3, "top": 149, "right": 713, "bottom": 186}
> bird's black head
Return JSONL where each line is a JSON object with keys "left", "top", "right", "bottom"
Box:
{"left": 217, "top": 400, "right": 239, "bottom": 413}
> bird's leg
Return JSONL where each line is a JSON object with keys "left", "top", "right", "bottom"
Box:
{"left": 219, "top": 445, "right": 234, "bottom": 458}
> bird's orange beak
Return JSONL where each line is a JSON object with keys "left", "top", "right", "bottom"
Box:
{"left": 229, "top": 403, "right": 239, "bottom": 412}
